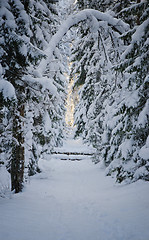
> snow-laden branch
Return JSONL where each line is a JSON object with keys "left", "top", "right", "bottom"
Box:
{"left": 0, "top": 79, "right": 17, "bottom": 100}
{"left": 37, "top": 9, "right": 129, "bottom": 74}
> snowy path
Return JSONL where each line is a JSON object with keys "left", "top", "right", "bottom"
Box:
{"left": 0, "top": 139, "right": 149, "bottom": 240}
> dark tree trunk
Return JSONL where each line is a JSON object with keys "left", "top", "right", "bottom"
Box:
{"left": 11, "top": 103, "right": 25, "bottom": 193}
{"left": 136, "top": 0, "right": 141, "bottom": 25}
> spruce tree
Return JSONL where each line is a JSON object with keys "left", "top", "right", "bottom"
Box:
{"left": 104, "top": 1, "right": 149, "bottom": 182}
{"left": 70, "top": 0, "right": 149, "bottom": 182}
{"left": 0, "top": 0, "right": 65, "bottom": 192}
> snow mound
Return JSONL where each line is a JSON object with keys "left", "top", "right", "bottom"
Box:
{"left": 0, "top": 166, "right": 11, "bottom": 198}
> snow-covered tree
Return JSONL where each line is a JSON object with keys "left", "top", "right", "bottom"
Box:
{"left": 0, "top": 79, "right": 16, "bottom": 195}
{"left": 1, "top": 0, "right": 148, "bottom": 195}
{"left": 103, "top": 1, "right": 149, "bottom": 182}
{"left": 71, "top": 1, "right": 149, "bottom": 183}
{"left": 0, "top": 0, "right": 66, "bottom": 193}
{"left": 70, "top": 6, "right": 124, "bottom": 142}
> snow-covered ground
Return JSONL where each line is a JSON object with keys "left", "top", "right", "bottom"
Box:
{"left": 0, "top": 138, "right": 149, "bottom": 240}
{"left": 54, "top": 135, "right": 95, "bottom": 153}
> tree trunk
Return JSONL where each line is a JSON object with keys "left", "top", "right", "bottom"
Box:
{"left": 11, "top": 103, "right": 25, "bottom": 193}
{"left": 136, "top": 0, "right": 141, "bottom": 25}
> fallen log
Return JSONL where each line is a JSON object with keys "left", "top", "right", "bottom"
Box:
{"left": 51, "top": 151, "right": 93, "bottom": 156}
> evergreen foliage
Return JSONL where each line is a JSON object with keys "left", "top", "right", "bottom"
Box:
{"left": 0, "top": 0, "right": 148, "bottom": 194}
{"left": 71, "top": 0, "right": 149, "bottom": 183}
{"left": 0, "top": 0, "right": 66, "bottom": 193}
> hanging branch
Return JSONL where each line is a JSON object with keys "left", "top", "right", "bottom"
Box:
{"left": 98, "top": 29, "right": 108, "bottom": 63}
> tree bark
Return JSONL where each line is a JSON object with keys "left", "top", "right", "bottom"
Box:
{"left": 136, "top": 0, "right": 141, "bottom": 25}
{"left": 11, "top": 103, "right": 25, "bottom": 193}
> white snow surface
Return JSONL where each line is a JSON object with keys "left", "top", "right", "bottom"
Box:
{"left": 0, "top": 79, "right": 16, "bottom": 100}
{"left": 0, "top": 166, "right": 11, "bottom": 198}
{"left": 139, "top": 135, "right": 149, "bottom": 160}
{"left": 55, "top": 136, "right": 95, "bottom": 154}
{"left": 0, "top": 139, "right": 149, "bottom": 240}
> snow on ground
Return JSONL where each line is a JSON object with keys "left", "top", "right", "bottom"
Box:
{"left": 55, "top": 136, "right": 95, "bottom": 154}
{"left": 0, "top": 139, "right": 149, "bottom": 240}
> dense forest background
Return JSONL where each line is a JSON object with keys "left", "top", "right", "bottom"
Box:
{"left": 0, "top": 0, "right": 148, "bottom": 195}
